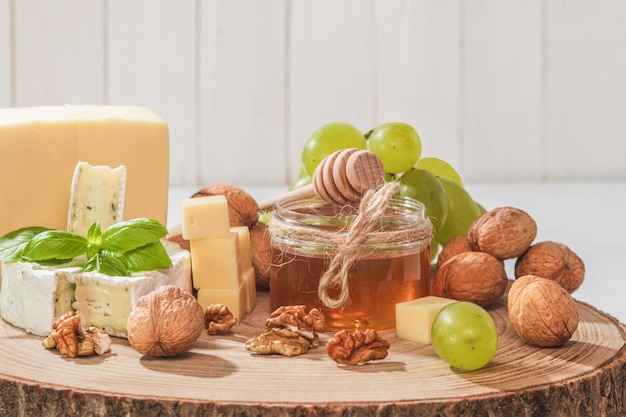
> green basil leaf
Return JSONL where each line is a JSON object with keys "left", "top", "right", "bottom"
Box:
{"left": 87, "top": 221, "right": 102, "bottom": 246}
{"left": 122, "top": 241, "right": 173, "bottom": 272}
{"left": 0, "top": 226, "right": 50, "bottom": 261}
{"left": 22, "top": 231, "right": 88, "bottom": 262}
{"left": 37, "top": 258, "right": 74, "bottom": 266}
{"left": 83, "top": 251, "right": 130, "bottom": 276}
{"left": 101, "top": 218, "right": 168, "bottom": 253}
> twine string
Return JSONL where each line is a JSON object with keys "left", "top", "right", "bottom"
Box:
{"left": 317, "top": 181, "right": 400, "bottom": 309}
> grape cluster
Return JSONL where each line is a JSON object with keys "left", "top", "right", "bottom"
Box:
{"left": 294, "top": 121, "right": 486, "bottom": 259}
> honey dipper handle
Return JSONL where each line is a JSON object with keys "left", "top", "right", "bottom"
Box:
{"left": 257, "top": 184, "right": 315, "bottom": 211}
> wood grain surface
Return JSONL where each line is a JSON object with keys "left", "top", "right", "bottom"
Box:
{"left": 0, "top": 291, "right": 624, "bottom": 416}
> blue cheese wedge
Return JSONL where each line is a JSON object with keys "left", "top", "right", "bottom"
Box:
{"left": 0, "top": 240, "right": 191, "bottom": 337}
{"left": 67, "top": 162, "right": 127, "bottom": 236}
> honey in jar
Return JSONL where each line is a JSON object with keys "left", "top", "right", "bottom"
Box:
{"left": 268, "top": 195, "right": 432, "bottom": 331}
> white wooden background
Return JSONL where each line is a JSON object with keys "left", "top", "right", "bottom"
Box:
{"left": 1, "top": 0, "right": 626, "bottom": 187}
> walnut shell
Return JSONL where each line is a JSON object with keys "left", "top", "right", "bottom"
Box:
{"left": 467, "top": 206, "right": 537, "bottom": 260}
{"left": 508, "top": 274, "right": 579, "bottom": 347}
{"left": 432, "top": 251, "right": 507, "bottom": 308}
{"left": 436, "top": 235, "right": 473, "bottom": 270}
{"left": 250, "top": 222, "right": 271, "bottom": 289}
{"left": 127, "top": 285, "right": 205, "bottom": 357}
{"left": 515, "top": 241, "right": 585, "bottom": 293}
{"left": 192, "top": 183, "right": 259, "bottom": 228}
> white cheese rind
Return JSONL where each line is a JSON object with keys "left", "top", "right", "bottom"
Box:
{"left": 0, "top": 240, "right": 191, "bottom": 338}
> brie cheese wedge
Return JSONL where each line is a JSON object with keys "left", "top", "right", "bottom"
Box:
{"left": 0, "top": 240, "right": 191, "bottom": 338}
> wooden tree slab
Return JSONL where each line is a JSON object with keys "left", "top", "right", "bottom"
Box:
{"left": 0, "top": 291, "right": 624, "bottom": 417}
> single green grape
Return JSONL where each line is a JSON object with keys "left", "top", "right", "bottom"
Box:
{"left": 397, "top": 168, "right": 448, "bottom": 232}
{"left": 475, "top": 200, "right": 487, "bottom": 215}
{"left": 258, "top": 210, "right": 273, "bottom": 225}
{"left": 431, "top": 301, "right": 498, "bottom": 371}
{"left": 301, "top": 122, "right": 366, "bottom": 176}
{"left": 436, "top": 177, "right": 481, "bottom": 246}
{"left": 367, "top": 122, "right": 422, "bottom": 174}
{"left": 415, "top": 157, "right": 463, "bottom": 186}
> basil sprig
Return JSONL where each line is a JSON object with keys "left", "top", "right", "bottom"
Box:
{"left": 0, "top": 218, "right": 172, "bottom": 276}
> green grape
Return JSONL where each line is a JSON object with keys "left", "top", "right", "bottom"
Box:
{"left": 415, "top": 157, "right": 463, "bottom": 186}
{"left": 367, "top": 122, "right": 422, "bottom": 174}
{"left": 301, "top": 122, "right": 366, "bottom": 176}
{"left": 436, "top": 177, "right": 481, "bottom": 246}
{"left": 397, "top": 168, "right": 448, "bottom": 232}
{"left": 258, "top": 210, "right": 273, "bottom": 225}
{"left": 431, "top": 301, "right": 498, "bottom": 371}
{"left": 475, "top": 201, "right": 487, "bottom": 215}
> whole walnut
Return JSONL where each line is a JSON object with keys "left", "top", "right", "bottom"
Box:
{"left": 515, "top": 241, "right": 585, "bottom": 293}
{"left": 127, "top": 285, "right": 205, "bottom": 357}
{"left": 436, "top": 235, "right": 473, "bottom": 270}
{"left": 508, "top": 275, "right": 579, "bottom": 347}
{"left": 467, "top": 206, "right": 537, "bottom": 260}
{"left": 192, "top": 183, "right": 259, "bottom": 228}
{"left": 432, "top": 251, "right": 507, "bottom": 308}
{"left": 250, "top": 222, "right": 272, "bottom": 289}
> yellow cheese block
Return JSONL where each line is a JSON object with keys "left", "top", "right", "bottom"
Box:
{"left": 231, "top": 226, "right": 252, "bottom": 272}
{"left": 180, "top": 195, "right": 231, "bottom": 240}
{"left": 189, "top": 232, "right": 240, "bottom": 289}
{"left": 242, "top": 265, "right": 256, "bottom": 313}
{"left": 0, "top": 105, "right": 169, "bottom": 236}
{"left": 395, "top": 296, "right": 457, "bottom": 345}
{"left": 197, "top": 281, "right": 247, "bottom": 322}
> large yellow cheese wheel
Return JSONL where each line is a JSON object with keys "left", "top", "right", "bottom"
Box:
{"left": 0, "top": 105, "right": 170, "bottom": 236}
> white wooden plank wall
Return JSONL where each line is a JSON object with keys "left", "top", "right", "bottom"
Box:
{"left": 1, "top": 0, "right": 625, "bottom": 186}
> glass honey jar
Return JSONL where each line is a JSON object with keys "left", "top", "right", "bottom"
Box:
{"left": 268, "top": 194, "right": 433, "bottom": 331}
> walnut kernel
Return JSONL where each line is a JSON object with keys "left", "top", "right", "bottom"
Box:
{"left": 508, "top": 274, "right": 579, "bottom": 347}
{"left": 515, "top": 241, "right": 585, "bottom": 293}
{"left": 245, "top": 327, "right": 315, "bottom": 356}
{"left": 326, "top": 328, "right": 390, "bottom": 365}
{"left": 432, "top": 251, "right": 507, "bottom": 308}
{"left": 127, "top": 285, "right": 205, "bottom": 357}
{"left": 42, "top": 311, "right": 111, "bottom": 358}
{"left": 205, "top": 303, "right": 237, "bottom": 335}
{"left": 265, "top": 305, "right": 327, "bottom": 337}
{"left": 467, "top": 206, "right": 537, "bottom": 260}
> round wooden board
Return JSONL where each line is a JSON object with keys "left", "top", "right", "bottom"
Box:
{"left": 0, "top": 291, "right": 624, "bottom": 417}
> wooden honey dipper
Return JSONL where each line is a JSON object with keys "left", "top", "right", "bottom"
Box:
{"left": 258, "top": 148, "right": 386, "bottom": 211}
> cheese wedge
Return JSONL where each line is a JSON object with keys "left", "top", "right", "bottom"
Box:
{"left": 67, "top": 162, "right": 127, "bottom": 236}
{"left": 0, "top": 240, "right": 191, "bottom": 338}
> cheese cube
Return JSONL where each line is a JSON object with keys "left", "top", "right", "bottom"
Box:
{"left": 395, "top": 296, "right": 458, "bottom": 344}
{"left": 0, "top": 105, "right": 169, "bottom": 237}
{"left": 231, "top": 226, "right": 252, "bottom": 272}
{"left": 197, "top": 281, "right": 247, "bottom": 322}
{"left": 189, "top": 232, "right": 240, "bottom": 289}
{"left": 242, "top": 266, "right": 256, "bottom": 313}
{"left": 180, "top": 196, "right": 231, "bottom": 240}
